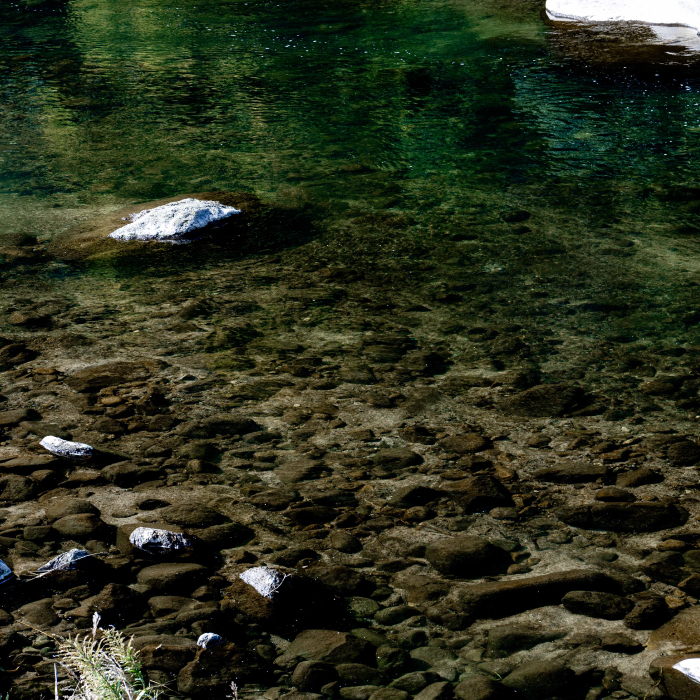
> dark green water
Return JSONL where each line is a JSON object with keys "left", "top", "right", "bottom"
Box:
{"left": 3, "top": 0, "right": 700, "bottom": 378}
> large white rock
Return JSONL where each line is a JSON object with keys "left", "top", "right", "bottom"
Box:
{"left": 239, "top": 566, "right": 286, "bottom": 599}
{"left": 40, "top": 435, "right": 94, "bottom": 460}
{"left": 108, "top": 198, "right": 241, "bottom": 243}
{"left": 673, "top": 658, "right": 700, "bottom": 684}
{"left": 129, "top": 527, "right": 193, "bottom": 552}
{"left": 36, "top": 548, "right": 92, "bottom": 573}
{"left": 545, "top": 0, "right": 700, "bottom": 31}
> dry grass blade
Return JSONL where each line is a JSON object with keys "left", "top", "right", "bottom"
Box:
{"left": 54, "top": 614, "right": 162, "bottom": 700}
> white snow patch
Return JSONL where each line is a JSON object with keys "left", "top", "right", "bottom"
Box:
{"left": 109, "top": 198, "right": 241, "bottom": 243}
{"left": 40, "top": 436, "right": 94, "bottom": 460}
{"left": 239, "top": 566, "right": 286, "bottom": 598}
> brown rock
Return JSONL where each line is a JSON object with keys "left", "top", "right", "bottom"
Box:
{"left": 288, "top": 629, "right": 373, "bottom": 664}
{"left": 67, "top": 583, "right": 145, "bottom": 626}
{"left": 534, "top": 462, "right": 608, "bottom": 484}
{"left": 501, "top": 383, "right": 587, "bottom": 417}
{"left": 139, "top": 638, "right": 197, "bottom": 672}
{"left": 44, "top": 497, "right": 99, "bottom": 521}
{"left": 177, "top": 641, "right": 268, "bottom": 695}
{"left": 0, "top": 409, "right": 40, "bottom": 427}
{"left": 15, "top": 598, "right": 59, "bottom": 627}
{"left": 650, "top": 655, "right": 700, "bottom": 700}
{"left": 648, "top": 607, "right": 700, "bottom": 650}
{"left": 439, "top": 434, "right": 491, "bottom": 454}
{"left": 137, "top": 563, "right": 209, "bottom": 594}
{"left": 454, "top": 676, "right": 504, "bottom": 700}
{"left": 0, "top": 474, "right": 36, "bottom": 502}
{"left": 65, "top": 361, "right": 152, "bottom": 392}
{"left": 425, "top": 536, "right": 510, "bottom": 578}
{"left": 445, "top": 476, "right": 513, "bottom": 512}
{"left": 159, "top": 503, "right": 226, "bottom": 528}
{"left": 557, "top": 502, "right": 687, "bottom": 532}
{"left": 450, "top": 570, "right": 624, "bottom": 620}
{"left": 668, "top": 440, "right": 700, "bottom": 466}
{"left": 616, "top": 467, "right": 663, "bottom": 488}
{"left": 52, "top": 513, "right": 110, "bottom": 540}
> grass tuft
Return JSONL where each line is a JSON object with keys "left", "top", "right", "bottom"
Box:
{"left": 55, "top": 613, "right": 162, "bottom": 700}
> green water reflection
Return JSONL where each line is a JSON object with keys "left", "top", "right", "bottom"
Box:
{"left": 2, "top": 0, "right": 700, "bottom": 354}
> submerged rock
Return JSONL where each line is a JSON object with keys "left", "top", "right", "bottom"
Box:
{"left": 39, "top": 435, "right": 94, "bottom": 460}
{"left": 240, "top": 566, "right": 287, "bottom": 599}
{"left": 109, "top": 198, "right": 240, "bottom": 243}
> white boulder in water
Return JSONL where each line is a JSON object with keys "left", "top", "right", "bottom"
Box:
{"left": 108, "top": 198, "right": 241, "bottom": 243}
{"left": 239, "top": 566, "right": 286, "bottom": 599}
{"left": 129, "top": 527, "right": 193, "bottom": 552}
{"left": 40, "top": 435, "right": 94, "bottom": 460}
{"left": 37, "top": 548, "right": 92, "bottom": 573}
{"left": 0, "top": 559, "right": 13, "bottom": 586}
{"left": 545, "top": 0, "right": 700, "bottom": 31}
{"left": 197, "top": 633, "right": 224, "bottom": 649}
{"left": 673, "top": 658, "right": 700, "bottom": 684}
